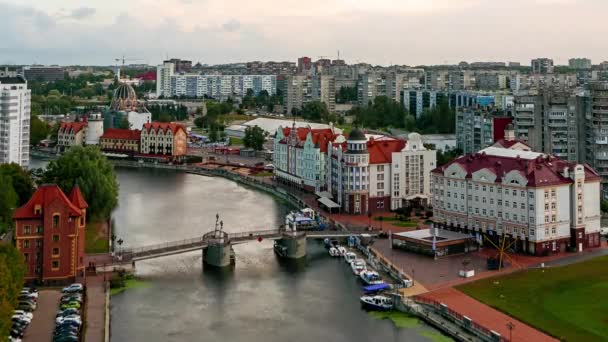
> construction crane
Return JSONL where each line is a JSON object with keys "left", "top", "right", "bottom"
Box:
{"left": 114, "top": 56, "right": 143, "bottom": 80}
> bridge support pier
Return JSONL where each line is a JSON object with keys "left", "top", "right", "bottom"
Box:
{"left": 203, "top": 243, "right": 235, "bottom": 268}
{"left": 275, "top": 232, "right": 307, "bottom": 259}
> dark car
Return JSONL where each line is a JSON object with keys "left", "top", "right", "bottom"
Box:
{"left": 56, "top": 320, "right": 80, "bottom": 329}
{"left": 54, "top": 326, "right": 79, "bottom": 336}
{"left": 56, "top": 308, "right": 80, "bottom": 318}
{"left": 53, "top": 335, "right": 79, "bottom": 342}
{"left": 10, "top": 329, "right": 24, "bottom": 338}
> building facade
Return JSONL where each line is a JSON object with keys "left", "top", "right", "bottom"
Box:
{"left": 57, "top": 122, "right": 87, "bottom": 151}
{"left": 284, "top": 75, "right": 313, "bottom": 114}
{"left": 431, "top": 144, "right": 602, "bottom": 256}
{"left": 312, "top": 75, "right": 336, "bottom": 113}
{"left": 99, "top": 129, "right": 141, "bottom": 154}
{"left": 569, "top": 58, "right": 592, "bottom": 70}
{"left": 585, "top": 82, "right": 608, "bottom": 195}
{"left": 22, "top": 66, "right": 65, "bottom": 82}
{"left": 0, "top": 76, "right": 30, "bottom": 167}
{"left": 456, "top": 108, "right": 513, "bottom": 155}
{"left": 140, "top": 122, "right": 187, "bottom": 158}
{"left": 13, "top": 185, "right": 88, "bottom": 284}
{"left": 531, "top": 58, "right": 555, "bottom": 74}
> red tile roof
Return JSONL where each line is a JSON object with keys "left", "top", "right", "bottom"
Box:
{"left": 280, "top": 127, "right": 338, "bottom": 153}
{"left": 432, "top": 152, "right": 602, "bottom": 187}
{"left": 68, "top": 185, "right": 88, "bottom": 209}
{"left": 143, "top": 122, "right": 186, "bottom": 135}
{"left": 100, "top": 129, "right": 141, "bottom": 141}
{"left": 492, "top": 139, "right": 531, "bottom": 150}
{"left": 367, "top": 138, "right": 406, "bottom": 164}
{"left": 13, "top": 185, "right": 83, "bottom": 220}
{"left": 59, "top": 122, "right": 87, "bottom": 134}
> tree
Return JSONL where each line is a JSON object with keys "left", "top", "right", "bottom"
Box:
{"left": 602, "top": 200, "right": 608, "bottom": 213}
{"left": 117, "top": 117, "right": 130, "bottom": 129}
{"left": 243, "top": 125, "right": 266, "bottom": 151}
{"left": 30, "top": 115, "right": 51, "bottom": 146}
{"left": 301, "top": 101, "right": 330, "bottom": 122}
{"left": 208, "top": 126, "right": 219, "bottom": 142}
{"left": 194, "top": 117, "right": 204, "bottom": 128}
{"left": 351, "top": 96, "right": 408, "bottom": 129}
{"left": 0, "top": 163, "right": 35, "bottom": 206}
{"left": 42, "top": 146, "right": 119, "bottom": 220}
{"left": 158, "top": 113, "right": 172, "bottom": 123}
{"left": 336, "top": 86, "right": 357, "bottom": 104}
{"left": 0, "top": 176, "right": 18, "bottom": 234}
{"left": 0, "top": 244, "right": 26, "bottom": 338}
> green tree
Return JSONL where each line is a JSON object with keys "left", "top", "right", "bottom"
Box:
{"left": 194, "top": 117, "right": 204, "bottom": 128}
{"left": 30, "top": 115, "right": 51, "bottom": 146}
{"left": 208, "top": 126, "right": 219, "bottom": 142}
{"left": 117, "top": 117, "right": 130, "bottom": 129}
{"left": 42, "top": 146, "right": 119, "bottom": 220}
{"left": 0, "top": 176, "right": 18, "bottom": 234}
{"left": 49, "top": 123, "right": 60, "bottom": 144}
{"left": 336, "top": 86, "right": 357, "bottom": 104}
{"left": 0, "top": 163, "right": 35, "bottom": 206}
{"left": 243, "top": 125, "right": 266, "bottom": 151}
{"left": 0, "top": 244, "right": 26, "bottom": 338}
{"left": 158, "top": 113, "right": 172, "bottom": 123}
{"left": 301, "top": 101, "right": 330, "bottom": 122}
{"left": 601, "top": 200, "right": 608, "bottom": 213}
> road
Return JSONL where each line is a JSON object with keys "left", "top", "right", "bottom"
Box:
{"left": 23, "top": 289, "right": 61, "bottom": 342}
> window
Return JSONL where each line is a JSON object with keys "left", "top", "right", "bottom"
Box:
{"left": 498, "top": 211, "right": 502, "bottom": 218}
{"left": 52, "top": 215, "right": 60, "bottom": 228}
{"left": 498, "top": 199, "right": 502, "bottom": 206}
{"left": 520, "top": 191, "right": 525, "bottom": 197}
{"left": 551, "top": 189, "right": 556, "bottom": 197}
{"left": 513, "top": 214, "right": 518, "bottom": 221}
{"left": 490, "top": 210, "right": 494, "bottom": 216}
{"left": 490, "top": 187, "right": 494, "bottom": 193}
{"left": 482, "top": 197, "right": 487, "bottom": 203}
{"left": 52, "top": 261, "right": 59, "bottom": 269}
{"left": 551, "top": 226, "right": 557, "bottom": 235}
{"left": 53, "top": 235, "right": 59, "bottom": 242}
{"left": 498, "top": 188, "right": 502, "bottom": 194}
{"left": 529, "top": 191, "right": 534, "bottom": 198}
{"left": 530, "top": 216, "right": 534, "bottom": 223}
{"left": 23, "top": 240, "right": 30, "bottom": 248}
{"left": 475, "top": 184, "right": 479, "bottom": 191}
{"left": 23, "top": 253, "right": 29, "bottom": 261}
{"left": 447, "top": 192, "right": 451, "bottom": 198}
{"left": 461, "top": 194, "right": 465, "bottom": 200}
{"left": 505, "top": 213, "right": 510, "bottom": 220}
{"left": 505, "top": 201, "right": 509, "bottom": 207}
{"left": 530, "top": 229, "right": 535, "bottom": 236}
{"left": 377, "top": 183, "right": 384, "bottom": 190}
{"left": 475, "top": 208, "right": 479, "bottom": 214}
{"left": 490, "top": 199, "right": 494, "bottom": 205}
{"left": 544, "top": 191, "right": 549, "bottom": 199}
{"left": 52, "top": 248, "right": 59, "bottom": 256}
{"left": 513, "top": 202, "right": 517, "bottom": 208}
{"left": 520, "top": 203, "right": 525, "bottom": 210}
{"left": 467, "top": 195, "right": 472, "bottom": 200}
{"left": 551, "top": 203, "right": 556, "bottom": 210}
{"left": 545, "top": 215, "right": 549, "bottom": 223}
{"left": 545, "top": 203, "right": 549, "bottom": 210}
{"left": 377, "top": 174, "right": 384, "bottom": 181}
{"left": 529, "top": 204, "right": 534, "bottom": 210}
{"left": 23, "top": 226, "right": 31, "bottom": 234}
{"left": 36, "top": 226, "right": 43, "bottom": 234}
{"left": 551, "top": 215, "right": 556, "bottom": 222}
{"left": 475, "top": 196, "right": 479, "bottom": 202}
{"left": 512, "top": 190, "right": 517, "bottom": 196}
{"left": 482, "top": 186, "right": 486, "bottom": 192}
{"left": 482, "top": 209, "right": 487, "bottom": 215}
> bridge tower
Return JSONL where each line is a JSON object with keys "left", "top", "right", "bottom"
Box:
{"left": 202, "top": 215, "right": 235, "bottom": 268}
{"left": 274, "top": 229, "right": 307, "bottom": 259}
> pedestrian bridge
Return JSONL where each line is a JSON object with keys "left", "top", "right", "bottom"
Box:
{"left": 115, "top": 229, "right": 376, "bottom": 263}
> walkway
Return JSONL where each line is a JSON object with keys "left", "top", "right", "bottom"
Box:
{"left": 23, "top": 290, "right": 61, "bottom": 342}
{"left": 421, "top": 288, "right": 558, "bottom": 342}
{"left": 84, "top": 275, "right": 107, "bottom": 342}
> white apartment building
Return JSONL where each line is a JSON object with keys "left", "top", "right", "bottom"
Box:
{"left": 431, "top": 140, "right": 601, "bottom": 256}
{"left": 0, "top": 77, "right": 31, "bottom": 167}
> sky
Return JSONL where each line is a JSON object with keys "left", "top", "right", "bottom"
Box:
{"left": 1, "top": 0, "right": 607, "bottom": 66}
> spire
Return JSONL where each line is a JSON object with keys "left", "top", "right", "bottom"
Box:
{"left": 69, "top": 185, "right": 88, "bottom": 209}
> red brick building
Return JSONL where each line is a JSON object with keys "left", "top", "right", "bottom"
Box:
{"left": 13, "top": 184, "right": 88, "bottom": 285}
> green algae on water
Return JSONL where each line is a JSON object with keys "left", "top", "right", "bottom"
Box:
{"left": 110, "top": 278, "right": 150, "bottom": 296}
{"left": 368, "top": 311, "right": 421, "bottom": 329}
{"left": 420, "top": 330, "right": 454, "bottom": 342}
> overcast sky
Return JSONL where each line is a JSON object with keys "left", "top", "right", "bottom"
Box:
{"left": 1, "top": 0, "right": 606, "bottom": 66}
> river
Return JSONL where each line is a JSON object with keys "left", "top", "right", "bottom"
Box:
{"left": 29, "top": 158, "right": 449, "bottom": 342}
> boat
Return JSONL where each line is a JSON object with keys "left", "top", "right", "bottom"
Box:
{"left": 343, "top": 252, "right": 356, "bottom": 264}
{"left": 285, "top": 208, "right": 318, "bottom": 230}
{"left": 324, "top": 239, "right": 339, "bottom": 249}
{"left": 360, "top": 295, "right": 393, "bottom": 311}
{"left": 350, "top": 259, "right": 366, "bottom": 275}
{"left": 362, "top": 283, "right": 391, "bottom": 294}
{"left": 337, "top": 246, "right": 347, "bottom": 256}
{"left": 329, "top": 247, "right": 341, "bottom": 257}
{"left": 359, "top": 270, "right": 384, "bottom": 285}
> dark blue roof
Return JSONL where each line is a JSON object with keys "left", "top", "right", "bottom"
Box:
{"left": 362, "top": 284, "right": 390, "bottom": 292}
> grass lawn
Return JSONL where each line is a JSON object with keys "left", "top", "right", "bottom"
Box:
{"left": 457, "top": 255, "right": 608, "bottom": 341}
{"left": 392, "top": 221, "right": 419, "bottom": 228}
{"left": 229, "top": 137, "right": 244, "bottom": 146}
{"left": 85, "top": 222, "right": 109, "bottom": 254}
{"left": 110, "top": 278, "right": 150, "bottom": 296}
{"left": 254, "top": 171, "right": 273, "bottom": 177}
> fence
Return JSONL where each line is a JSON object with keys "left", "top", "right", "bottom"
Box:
{"left": 413, "top": 296, "right": 508, "bottom": 342}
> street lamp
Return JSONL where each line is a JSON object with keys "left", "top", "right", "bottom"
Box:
{"left": 411, "top": 268, "right": 415, "bottom": 287}
{"left": 117, "top": 238, "right": 124, "bottom": 259}
{"left": 506, "top": 322, "right": 515, "bottom": 342}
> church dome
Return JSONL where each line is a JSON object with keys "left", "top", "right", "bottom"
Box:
{"left": 110, "top": 83, "right": 138, "bottom": 111}
{"left": 347, "top": 127, "right": 366, "bottom": 141}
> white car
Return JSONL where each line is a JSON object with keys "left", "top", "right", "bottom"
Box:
{"left": 13, "top": 310, "right": 33, "bottom": 320}
{"left": 600, "top": 227, "right": 608, "bottom": 236}
{"left": 12, "top": 315, "right": 31, "bottom": 324}
{"left": 19, "top": 291, "right": 38, "bottom": 299}
{"left": 56, "top": 315, "right": 82, "bottom": 325}
{"left": 62, "top": 283, "right": 84, "bottom": 293}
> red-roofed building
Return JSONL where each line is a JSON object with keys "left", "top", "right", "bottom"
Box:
{"left": 431, "top": 144, "right": 602, "bottom": 256}
{"left": 13, "top": 184, "right": 88, "bottom": 284}
{"left": 100, "top": 128, "right": 141, "bottom": 155}
{"left": 140, "top": 122, "right": 187, "bottom": 159}
{"left": 57, "top": 121, "right": 88, "bottom": 151}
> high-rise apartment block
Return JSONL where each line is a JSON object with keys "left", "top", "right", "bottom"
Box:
{"left": 0, "top": 76, "right": 30, "bottom": 167}
{"left": 531, "top": 58, "right": 554, "bottom": 74}
{"left": 569, "top": 58, "right": 592, "bottom": 70}
{"left": 22, "top": 66, "right": 65, "bottom": 82}
{"left": 284, "top": 75, "right": 312, "bottom": 114}
{"left": 312, "top": 75, "right": 336, "bottom": 113}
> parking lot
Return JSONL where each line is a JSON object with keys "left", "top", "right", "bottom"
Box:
{"left": 23, "top": 289, "right": 61, "bottom": 342}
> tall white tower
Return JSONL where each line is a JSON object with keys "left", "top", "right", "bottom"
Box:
{"left": 85, "top": 113, "right": 104, "bottom": 145}
{"left": 0, "top": 76, "right": 31, "bottom": 167}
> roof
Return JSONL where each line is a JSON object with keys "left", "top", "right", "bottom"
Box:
{"left": 367, "top": 137, "right": 406, "bottom": 164}
{"left": 68, "top": 185, "right": 88, "bottom": 209}
{"left": 100, "top": 128, "right": 141, "bottom": 141}
{"left": 280, "top": 126, "right": 339, "bottom": 153}
{"left": 432, "top": 147, "right": 602, "bottom": 187}
{"left": 492, "top": 139, "right": 531, "bottom": 150}
{"left": 142, "top": 122, "right": 186, "bottom": 135}
{"left": 0, "top": 76, "right": 26, "bottom": 84}
{"left": 348, "top": 128, "right": 366, "bottom": 141}
{"left": 318, "top": 196, "right": 340, "bottom": 208}
{"left": 393, "top": 228, "right": 473, "bottom": 243}
{"left": 59, "top": 122, "right": 87, "bottom": 134}
{"left": 243, "top": 118, "right": 342, "bottom": 135}
{"left": 13, "top": 184, "right": 83, "bottom": 220}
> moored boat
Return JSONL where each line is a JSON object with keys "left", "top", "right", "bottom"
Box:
{"left": 359, "top": 270, "right": 384, "bottom": 285}
{"left": 329, "top": 247, "right": 341, "bottom": 257}
{"left": 343, "top": 252, "right": 356, "bottom": 264}
{"left": 360, "top": 295, "right": 393, "bottom": 311}
{"left": 350, "top": 259, "right": 366, "bottom": 275}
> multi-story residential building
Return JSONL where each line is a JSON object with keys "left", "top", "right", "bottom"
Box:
{"left": 455, "top": 108, "right": 513, "bottom": 155}
{"left": 531, "top": 58, "right": 554, "bottom": 74}
{"left": 403, "top": 88, "right": 442, "bottom": 118}
{"left": 431, "top": 136, "right": 602, "bottom": 256}
{"left": 448, "top": 70, "right": 474, "bottom": 90}
{"left": 13, "top": 184, "right": 88, "bottom": 284}
{"left": 569, "top": 58, "right": 592, "bottom": 70}
{"left": 357, "top": 73, "right": 386, "bottom": 106}
{"left": 0, "top": 76, "right": 30, "bottom": 167}
{"left": 273, "top": 124, "right": 338, "bottom": 192}
{"left": 297, "top": 57, "right": 312, "bottom": 74}
{"left": 425, "top": 70, "right": 449, "bottom": 90}
{"left": 22, "top": 66, "right": 65, "bottom": 82}
{"left": 513, "top": 89, "right": 582, "bottom": 162}
{"left": 163, "top": 58, "right": 192, "bottom": 73}
{"left": 99, "top": 129, "right": 141, "bottom": 155}
{"left": 585, "top": 82, "right": 608, "bottom": 194}
{"left": 156, "top": 62, "right": 174, "bottom": 97}
{"left": 140, "top": 122, "right": 188, "bottom": 158}
{"left": 57, "top": 122, "right": 87, "bottom": 151}
{"left": 312, "top": 75, "right": 336, "bottom": 113}
{"left": 510, "top": 73, "right": 578, "bottom": 92}
{"left": 475, "top": 72, "right": 508, "bottom": 91}
{"left": 284, "top": 75, "right": 313, "bottom": 114}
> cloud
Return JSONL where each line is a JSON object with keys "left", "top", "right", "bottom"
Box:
{"left": 69, "top": 7, "right": 96, "bottom": 19}
{"left": 222, "top": 19, "right": 241, "bottom": 32}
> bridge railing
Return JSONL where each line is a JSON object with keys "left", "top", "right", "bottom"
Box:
{"left": 123, "top": 236, "right": 207, "bottom": 256}
{"left": 228, "top": 229, "right": 282, "bottom": 240}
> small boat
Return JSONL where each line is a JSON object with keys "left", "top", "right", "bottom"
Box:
{"left": 360, "top": 295, "right": 393, "bottom": 311}
{"left": 351, "top": 259, "right": 366, "bottom": 275}
{"left": 344, "top": 252, "right": 356, "bottom": 264}
{"left": 323, "top": 238, "right": 331, "bottom": 249}
{"left": 329, "top": 247, "right": 341, "bottom": 257}
{"left": 360, "top": 270, "right": 384, "bottom": 285}
{"left": 337, "top": 246, "right": 347, "bottom": 256}
{"left": 362, "top": 283, "right": 391, "bottom": 294}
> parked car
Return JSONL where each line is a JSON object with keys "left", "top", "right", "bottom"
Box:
{"left": 17, "top": 302, "right": 36, "bottom": 312}
{"left": 56, "top": 308, "right": 80, "bottom": 318}
{"left": 18, "top": 292, "right": 38, "bottom": 300}
{"left": 10, "top": 329, "right": 24, "bottom": 339}
{"left": 12, "top": 315, "right": 31, "bottom": 324}
{"left": 62, "top": 284, "right": 83, "bottom": 293}
{"left": 59, "top": 302, "right": 81, "bottom": 310}
{"left": 54, "top": 326, "right": 79, "bottom": 337}
{"left": 600, "top": 227, "right": 608, "bottom": 236}
{"left": 60, "top": 296, "right": 82, "bottom": 304}
{"left": 13, "top": 310, "right": 33, "bottom": 320}
{"left": 55, "top": 320, "right": 81, "bottom": 329}
{"left": 55, "top": 315, "right": 81, "bottom": 325}
{"left": 53, "top": 335, "right": 79, "bottom": 342}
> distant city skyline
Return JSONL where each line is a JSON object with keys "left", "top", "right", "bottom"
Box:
{"left": 2, "top": 0, "right": 607, "bottom": 66}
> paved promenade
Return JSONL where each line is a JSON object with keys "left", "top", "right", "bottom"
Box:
{"left": 84, "top": 275, "right": 107, "bottom": 342}
{"left": 421, "top": 288, "right": 558, "bottom": 342}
